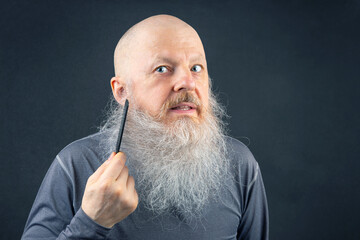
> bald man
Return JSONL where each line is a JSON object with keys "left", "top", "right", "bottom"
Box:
{"left": 22, "top": 15, "right": 269, "bottom": 240}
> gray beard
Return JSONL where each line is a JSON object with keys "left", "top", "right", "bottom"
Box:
{"left": 99, "top": 92, "right": 229, "bottom": 219}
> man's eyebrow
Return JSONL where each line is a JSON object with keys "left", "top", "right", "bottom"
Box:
{"left": 152, "top": 54, "right": 205, "bottom": 66}
{"left": 189, "top": 55, "right": 206, "bottom": 63}
{"left": 152, "top": 57, "right": 177, "bottom": 66}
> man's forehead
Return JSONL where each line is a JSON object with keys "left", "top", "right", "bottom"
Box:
{"left": 151, "top": 53, "right": 206, "bottom": 65}
{"left": 138, "top": 27, "right": 205, "bottom": 54}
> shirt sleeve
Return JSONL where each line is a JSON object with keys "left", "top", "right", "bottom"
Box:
{"left": 237, "top": 163, "right": 269, "bottom": 240}
{"left": 21, "top": 157, "right": 112, "bottom": 240}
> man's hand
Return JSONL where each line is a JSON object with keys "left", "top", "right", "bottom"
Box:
{"left": 81, "top": 152, "right": 138, "bottom": 228}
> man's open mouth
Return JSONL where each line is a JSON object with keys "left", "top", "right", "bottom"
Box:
{"left": 171, "top": 106, "right": 193, "bottom": 110}
{"left": 170, "top": 102, "right": 197, "bottom": 111}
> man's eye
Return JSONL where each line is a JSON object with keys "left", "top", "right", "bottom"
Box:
{"left": 191, "top": 65, "right": 202, "bottom": 72}
{"left": 155, "top": 66, "right": 168, "bottom": 73}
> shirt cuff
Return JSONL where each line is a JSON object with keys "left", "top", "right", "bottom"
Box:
{"left": 62, "top": 207, "right": 112, "bottom": 239}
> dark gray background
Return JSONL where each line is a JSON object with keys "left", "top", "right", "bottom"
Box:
{"left": 1, "top": 0, "right": 359, "bottom": 239}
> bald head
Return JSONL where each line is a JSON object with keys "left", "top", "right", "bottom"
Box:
{"left": 114, "top": 15, "right": 205, "bottom": 78}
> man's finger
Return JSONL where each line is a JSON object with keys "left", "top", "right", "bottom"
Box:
{"left": 116, "top": 165, "right": 129, "bottom": 185}
{"left": 126, "top": 175, "right": 135, "bottom": 190}
{"left": 100, "top": 152, "right": 126, "bottom": 180}
{"left": 90, "top": 152, "right": 116, "bottom": 180}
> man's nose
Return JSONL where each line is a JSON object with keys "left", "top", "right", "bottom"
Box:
{"left": 173, "top": 67, "right": 196, "bottom": 92}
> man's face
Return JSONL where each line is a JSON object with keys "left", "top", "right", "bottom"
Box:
{"left": 125, "top": 27, "right": 209, "bottom": 123}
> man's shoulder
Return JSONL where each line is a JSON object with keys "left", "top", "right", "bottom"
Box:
{"left": 224, "top": 136, "right": 260, "bottom": 178}
{"left": 224, "top": 136, "right": 256, "bottom": 162}
{"left": 60, "top": 132, "right": 104, "bottom": 154}
{"left": 56, "top": 131, "right": 106, "bottom": 168}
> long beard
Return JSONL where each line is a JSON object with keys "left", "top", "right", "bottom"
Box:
{"left": 99, "top": 92, "right": 229, "bottom": 219}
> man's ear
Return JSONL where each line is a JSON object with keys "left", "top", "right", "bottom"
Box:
{"left": 110, "top": 76, "right": 128, "bottom": 105}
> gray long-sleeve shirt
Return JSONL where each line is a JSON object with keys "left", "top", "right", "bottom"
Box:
{"left": 22, "top": 132, "right": 269, "bottom": 239}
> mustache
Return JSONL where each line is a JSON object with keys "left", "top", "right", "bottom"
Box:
{"left": 155, "top": 91, "right": 202, "bottom": 120}
{"left": 164, "top": 91, "right": 202, "bottom": 109}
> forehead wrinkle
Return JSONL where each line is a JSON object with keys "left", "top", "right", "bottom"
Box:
{"left": 153, "top": 52, "right": 205, "bottom": 64}
{"left": 188, "top": 54, "right": 206, "bottom": 64}
{"left": 153, "top": 56, "right": 177, "bottom": 66}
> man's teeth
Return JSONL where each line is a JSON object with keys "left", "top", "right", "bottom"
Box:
{"left": 173, "top": 106, "right": 191, "bottom": 110}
